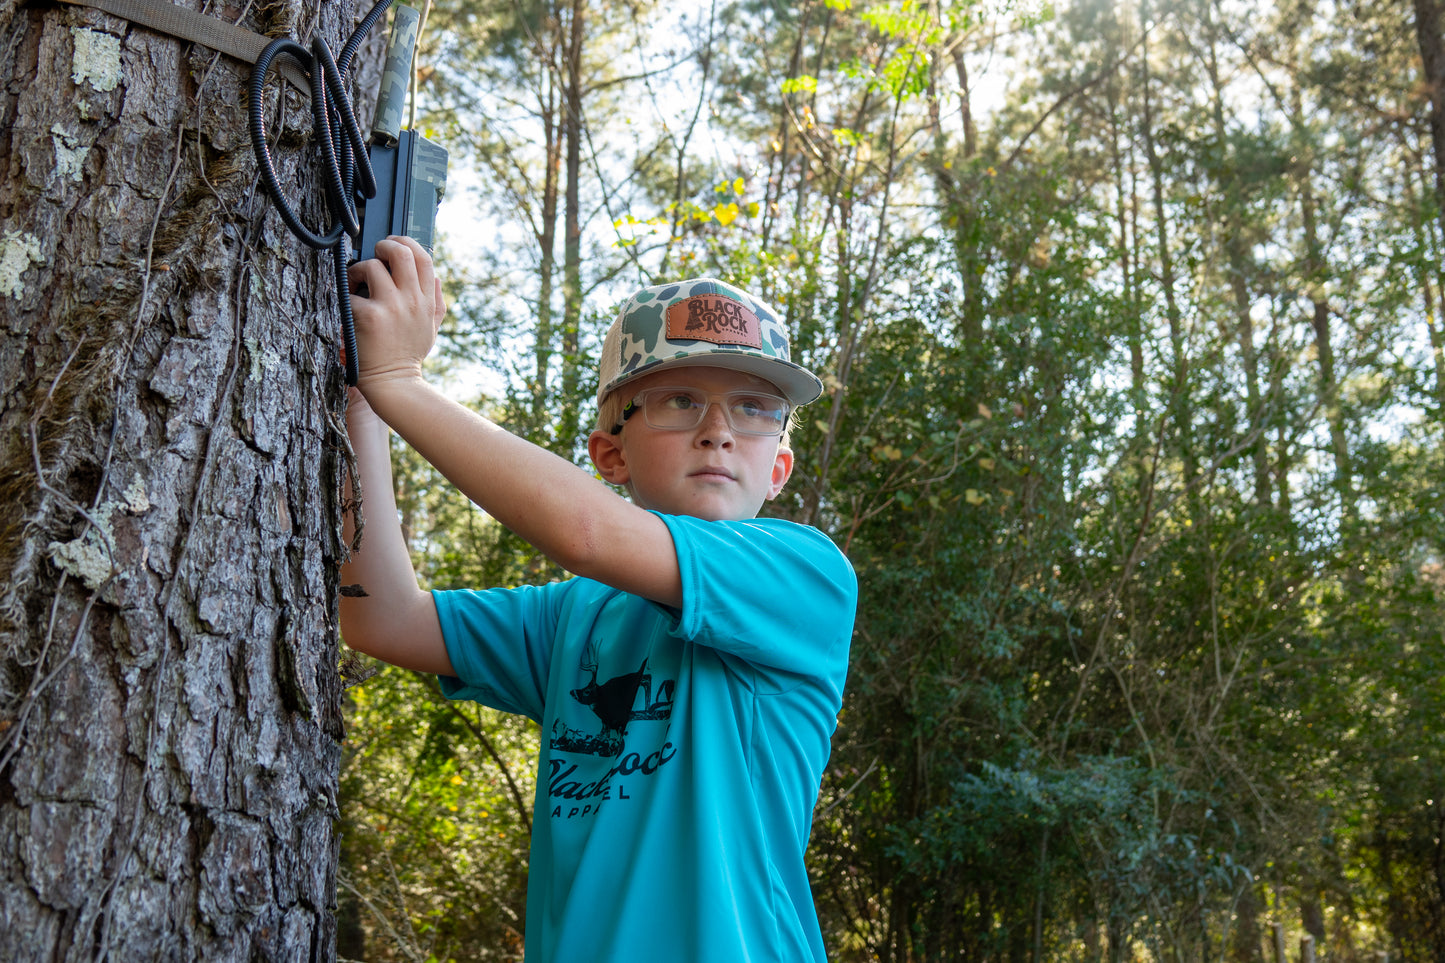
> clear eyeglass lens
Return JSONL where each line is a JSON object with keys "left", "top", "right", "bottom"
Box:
{"left": 639, "top": 387, "right": 787, "bottom": 436}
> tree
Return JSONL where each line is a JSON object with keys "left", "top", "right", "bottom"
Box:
{"left": 0, "top": 0, "right": 376, "bottom": 956}
{"left": 418, "top": 0, "right": 655, "bottom": 460}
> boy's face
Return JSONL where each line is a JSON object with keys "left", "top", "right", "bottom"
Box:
{"left": 588, "top": 367, "right": 795, "bottom": 522}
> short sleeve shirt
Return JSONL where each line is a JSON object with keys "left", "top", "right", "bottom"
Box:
{"left": 434, "top": 514, "right": 857, "bottom": 963}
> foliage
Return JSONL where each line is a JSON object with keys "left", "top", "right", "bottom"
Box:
{"left": 339, "top": 668, "right": 536, "bottom": 962}
{"left": 337, "top": 0, "right": 1445, "bottom": 959}
{"left": 339, "top": 405, "right": 543, "bottom": 962}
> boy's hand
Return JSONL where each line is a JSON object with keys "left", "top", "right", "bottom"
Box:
{"left": 347, "top": 235, "right": 447, "bottom": 396}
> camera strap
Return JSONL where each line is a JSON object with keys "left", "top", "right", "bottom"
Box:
{"left": 56, "top": 0, "right": 309, "bottom": 90}
{"left": 54, "top": 0, "right": 436, "bottom": 388}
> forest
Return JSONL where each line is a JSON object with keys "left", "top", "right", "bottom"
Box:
{"left": 330, "top": 0, "right": 1445, "bottom": 960}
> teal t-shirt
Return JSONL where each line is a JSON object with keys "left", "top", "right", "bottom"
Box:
{"left": 434, "top": 514, "right": 857, "bottom": 963}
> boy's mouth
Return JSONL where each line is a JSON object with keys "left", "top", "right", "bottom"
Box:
{"left": 691, "top": 466, "right": 736, "bottom": 481}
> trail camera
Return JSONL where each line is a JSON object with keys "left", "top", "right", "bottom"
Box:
{"left": 356, "top": 4, "right": 447, "bottom": 262}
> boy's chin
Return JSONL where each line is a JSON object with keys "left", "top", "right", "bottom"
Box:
{"left": 637, "top": 495, "right": 761, "bottom": 522}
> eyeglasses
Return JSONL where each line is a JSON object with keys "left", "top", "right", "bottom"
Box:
{"left": 612, "top": 386, "right": 790, "bottom": 436}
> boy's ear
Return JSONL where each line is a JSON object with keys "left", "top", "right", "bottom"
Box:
{"left": 766, "top": 445, "right": 794, "bottom": 500}
{"left": 588, "top": 429, "right": 631, "bottom": 486}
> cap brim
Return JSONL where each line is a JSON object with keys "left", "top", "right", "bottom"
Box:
{"left": 603, "top": 353, "right": 824, "bottom": 407}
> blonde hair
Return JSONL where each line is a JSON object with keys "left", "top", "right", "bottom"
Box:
{"left": 595, "top": 388, "right": 628, "bottom": 435}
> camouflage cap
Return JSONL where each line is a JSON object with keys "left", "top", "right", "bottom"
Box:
{"left": 596, "top": 277, "right": 823, "bottom": 407}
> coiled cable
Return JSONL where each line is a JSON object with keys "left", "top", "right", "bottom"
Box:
{"left": 248, "top": 0, "right": 395, "bottom": 386}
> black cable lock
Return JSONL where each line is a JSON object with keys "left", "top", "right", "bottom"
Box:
{"left": 247, "top": 0, "right": 394, "bottom": 386}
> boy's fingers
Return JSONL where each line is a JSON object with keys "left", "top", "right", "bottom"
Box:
{"left": 374, "top": 235, "right": 437, "bottom": 294}
{"left": 371, "top": 236, "right": 418, "bottom": 290}
{"left": 343, "top": 238, "right": 444, "bottom": 388}
{"left": 347, "top": 256, "right": 381, "bottom": 294}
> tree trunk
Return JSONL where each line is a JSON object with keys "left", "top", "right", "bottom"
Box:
{"left": 530, "top": 19, "right": 559, "bottom": 443}
{"left": 1230, "top": 883, "right": 1263, "bottom": 962}
{"left": 1412, "top": 0, "right": 1445, "bottom": 412}
{"left": 0, "top": 0, "right": 361, "bottom": 957}
{"left": 1285, "top": 26, "right": 1354, "bottom": 516}
{"left": 1203, "top": 0, "right": 1270, "bottom": 507}
{"left": 1415, "top": 0, "right": 1445, "bottom": 237}
{"left": 559, "top": 0, "right": 585, "bottom": 454}
{"left": 1139, "top": 0, "right": 1197, "bottom": 503}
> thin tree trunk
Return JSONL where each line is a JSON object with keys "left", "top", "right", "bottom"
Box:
{"left": 1139, "top": 0, "right": 1198, "bottom": 499}
{"left": 1401, "top": 91, "right": 1445, "bottom": 413}
{"left": 1415, "top": 0, "right": 1445, "bottom": 239}
{"left": 532, "top": 23, "right": 561, "bottom": 440}
{"left": 1230, "top": 883, "right": 1264, "bottom": 962}
{"left": 950, "top": 43, "right": 978, "bottom": 163}
{"left": 0, "top": 0, "right": 359, "bottom": 957}
{"left": 922, "top": 28, "right": 984, "bottom": 415}
{"left": 1414, "top": 0, "right": 1445, "bottom": 411}
{"left": 1286, "top": 29, "right": 1354, "bottom": 514}
{"left": 559, "top": 0, "right": 585, "bottom": 453}
{"left": 1203, "top": 0, "right": 1270, "bottom": 506}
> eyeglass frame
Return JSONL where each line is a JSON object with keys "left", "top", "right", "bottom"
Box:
{"left": 609, "top": 385, "right": 792, "bottom": 437}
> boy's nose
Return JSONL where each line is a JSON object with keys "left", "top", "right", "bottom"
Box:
{"left": 695, "top": 402, "right": 735, "bottom": 446}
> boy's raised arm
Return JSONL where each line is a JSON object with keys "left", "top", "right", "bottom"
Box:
{"left": 339, "top": 390, "right": 453, "bottom": 675}
{"left": 346, "top": 238, "right": 684, "bottom": 610}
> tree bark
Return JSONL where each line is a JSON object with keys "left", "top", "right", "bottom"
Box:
{"left": 559, "top": 0, "right": 585, "bottom": 453}
{"left": 530, "top": 16, "right": 559, "bottom": 442}
{"left": 1203, "top": 0, "right": 1270, "bottom": 507}
{"left": 0, "top": 0, "right": 363, "bottom": 957}
{"left": 1413, "top": 0, "right": 1445, "bottom": 412}
{"left": 1138, "top": 0, "right": 1197, "bottom": 502}
{"left": 1230, "top": 882, "right": 1263, "bottom": 962}
{"left": 1415, "top": 0, "right": 1445, "bottom": 232}
{"left": 1285, "top": 23, "right": 1354, "bottom": 516}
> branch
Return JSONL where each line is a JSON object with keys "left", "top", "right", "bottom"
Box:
{"left": 424, "top": 676, "right": 534, "bottom": 835}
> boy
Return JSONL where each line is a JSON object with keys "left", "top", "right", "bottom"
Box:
{"left": 341, "top": 236, "right": 857, "bottom": 963}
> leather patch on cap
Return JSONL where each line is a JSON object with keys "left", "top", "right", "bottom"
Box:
{"left": 665, "top": 295, "right": 762, "bottom": 348}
